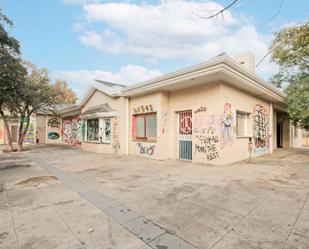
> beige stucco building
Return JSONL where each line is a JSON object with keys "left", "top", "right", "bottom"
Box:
{"left": 1, "top": 53, "right": 307, "bottom": 164}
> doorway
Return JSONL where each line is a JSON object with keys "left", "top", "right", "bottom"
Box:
{"left": 277, "top": 122, "right": 283, "bottom": 148}
{"left": 178, "top": 111, "right": 192, "bottom": 161}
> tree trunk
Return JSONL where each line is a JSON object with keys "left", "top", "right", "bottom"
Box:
{"left": 17, "top": 113, "right": 25, "bottom": 152}
{"left": 18, "top": 112, "right": 31, "bottom": 152}
{"left": 0, "top": 109, "right": 13, "bottom": 152}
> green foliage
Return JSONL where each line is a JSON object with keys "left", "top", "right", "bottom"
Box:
{"left": 285, "top": 74, "right": 309, "bottom": 130}
{"left": 270, "top": 22, "right": 309, "bottom": 128}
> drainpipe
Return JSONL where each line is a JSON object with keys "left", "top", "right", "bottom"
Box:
{"left": 269, "top": 101, "right": 273, "bottom": 154}
{"left": 125, "top": 97, "right": 129, "bottom": 155}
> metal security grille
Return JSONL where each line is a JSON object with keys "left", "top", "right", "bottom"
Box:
{"left": 178, "top": 111, "right": 192, "bottom": 161}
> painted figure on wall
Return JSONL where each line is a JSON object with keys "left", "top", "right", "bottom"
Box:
{"left": 220, "top": 103, "right": 233, "bottom": 149}
{"left": 62, "top": 116, "right": 82, "bottom": 145}
{"left": 253, "top": 104, "right": 268, "bottom": 149}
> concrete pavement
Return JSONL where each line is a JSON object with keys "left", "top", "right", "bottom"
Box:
{"left": 1, "top": 145, "right": 309, "bottom": 249}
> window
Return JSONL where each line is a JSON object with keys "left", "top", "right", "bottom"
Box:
{"left": 236, "top": 111, "right": 250, "bottom": 136}
{"left": 104, "top": 118, "right": 111, "bottom": 142}
{"left": 87, "top": 119, "right": 99, "bottom": 141}
{"left": 133, "top": 113, "right": 157, "bottom": 141}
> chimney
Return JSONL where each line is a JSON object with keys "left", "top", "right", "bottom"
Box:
{"left": 234, "top": 52, "right": 255, "bottom": 73}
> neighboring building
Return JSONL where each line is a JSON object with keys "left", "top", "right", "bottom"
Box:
{"left": 0, "top": 53, "right": 307, "bottom": 164}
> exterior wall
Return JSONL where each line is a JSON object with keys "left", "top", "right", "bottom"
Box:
{"left": 128, "top": 81, "right": 276, "bottom": 165}
{"left": 218, "top": 83, "right": 271, "bottom": 164}
{"left": 36, "top": 114, "right": 47, "bottom": 144}
{"left": 292, "top": 125, "right": 303, "bottom": 148}
{"left": 129, "top": 91, "right": 166, "bottom": 159}
{"left": 81, "top": 90, "right": 126, "bottom": 155}
{"left": 46, "top": 116, "right": 62, "bottom": 143}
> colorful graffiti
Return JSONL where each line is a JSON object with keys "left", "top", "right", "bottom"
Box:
{"left": 137, "top": 142, "right": 155, "bottom": 156}
{"left": 133, "top": 104, "right": 154, "bottom": 114}
{"left": 48, "top": 132, "right": 60, "bottom": 140}
{"left": 220, "top": 103, "right": 233, "bottom": 149}
{"left": 0, "top": 120, "right": 3, "bottom": 143}
{"left": 253, "top": 104, "right": 269, "bottom": 150}
{"left": 62, "top": 116, "right": 82, "bottom": 145}
{"left": 23, "top": 117, "right": 36, "bottom": 144}
{"left": 47, "top": 117, "right": 61, "bottom": 142}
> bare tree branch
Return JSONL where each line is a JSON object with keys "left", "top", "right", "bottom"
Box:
{"left": 199, "top": 0, "right": 240, "bottom": 19}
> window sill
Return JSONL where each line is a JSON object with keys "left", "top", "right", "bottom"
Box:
{"left": 236, "top": 136, "right": 252, "bottom": 139}
{"left": 132, "top": 139, "right": 157, "bottom": 143}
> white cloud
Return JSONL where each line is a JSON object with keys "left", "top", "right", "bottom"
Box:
{"left": 74, "top": 0, "right": 277, "bottom": 77}
{"left": 52, "top": 65, "right": 162, "bottom": 97}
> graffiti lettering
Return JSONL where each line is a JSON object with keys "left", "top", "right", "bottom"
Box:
{"left": 193, "top": 111, "right": 219, "bottom": 161}
{"left": 137, "top": 142, "right": 155, "bottom": 156}
{"left": 48, "top": 118, "right": 60, "bottom": 128}
{"left": 194, "top": 106, "right": 207, "bottom": 114}
{"left": 220, "top": 103, "right": 233, "bottom": 149}
{"left": 133, "top": 104, "right": 154, "bottom": 114}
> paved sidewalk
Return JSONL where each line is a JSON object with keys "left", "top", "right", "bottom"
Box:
{"left": 1, "top": 145, "right": 309, "bottom": 249}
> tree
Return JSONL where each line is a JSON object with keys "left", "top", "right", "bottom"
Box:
{"left": 0, "top": 9, "right": 26, "bottom": 152}
{"left": 52, "top": 79, "right": 77, "bottom": 104}
{"left": 270, "top": 22, "right": 309, "bottom": 129}
{"left": 13, "top": 62, "right": 61, "bottom": 151}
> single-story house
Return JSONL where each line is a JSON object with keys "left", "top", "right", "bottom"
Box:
{"left": 0, "top": 52, "right": 306, "bottom": 165}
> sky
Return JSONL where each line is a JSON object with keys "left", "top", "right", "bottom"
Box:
{"left": 2, "top": 0, "right": 308, "bottom": 97}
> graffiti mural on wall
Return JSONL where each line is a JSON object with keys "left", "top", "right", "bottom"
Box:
{"left": 112, "top": 117, "right": 120, "bottom": 155}
{"left": 220, "top": 103, "right": 233, "bottom": 149}
{"left": 253, "top": 104, "right": 269, "bottom": 150}
{"left": 62, "top": 116, "right": 82, "bottom": 145}
{"left": 23, "top": 117, "right": 36, "bottom": 144}
{"left": 0, "top": 121, "right": 3, "bottom": 143}
{"left": 48, "top": 118, "right": 60, "bottom": 128}
{"left": 137, "top": 142, "right": 155, "bottom": 156}
{"left": 47, "top": 117, "right": 61, "bottom": 141}
{"left": 133, "top": 104, "right": 153, "bottom": 114}
{"left": 193, "top": 109, "right": 219, "bottom": 161}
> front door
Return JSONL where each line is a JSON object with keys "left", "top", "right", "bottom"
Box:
{"left": 178, "top": 111, "right": 192, "bottom": 160}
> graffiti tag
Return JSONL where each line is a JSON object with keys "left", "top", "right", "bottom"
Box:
{"left": 194, "top": 106, "right": 207, "bottom": 114}
{"left": 48, "top": 118, "right": 60, "bottom": 128}
{"left": 133, "top": 105, "right": 154, "bottom": 114}
{"left": 137, "top": 142, "right": 155, "bottom": 156}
